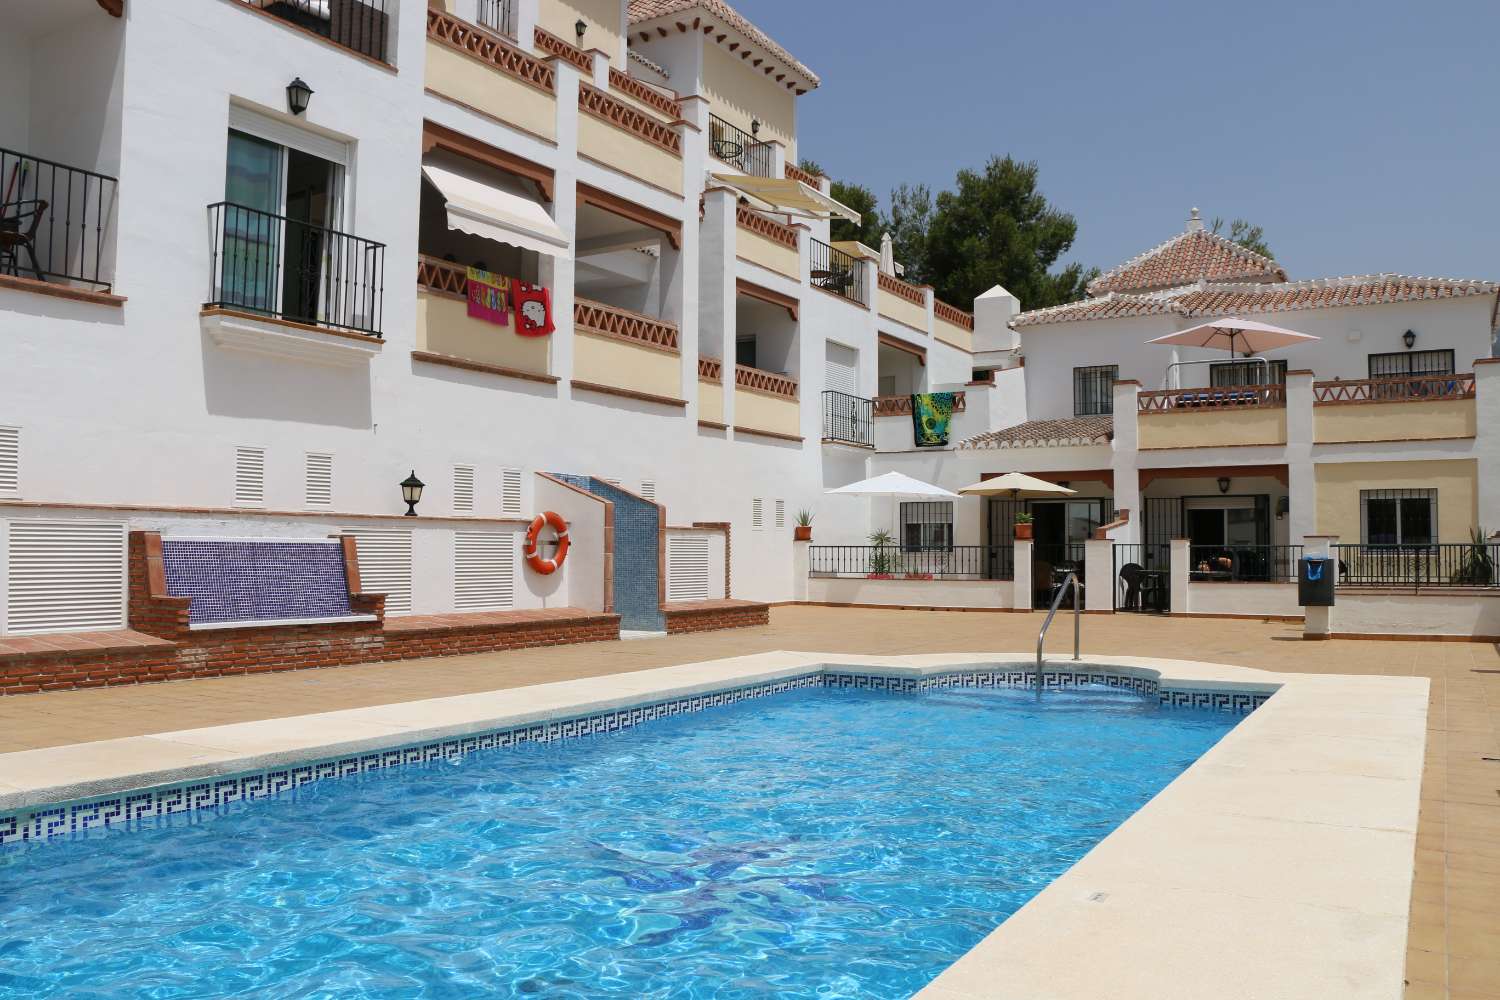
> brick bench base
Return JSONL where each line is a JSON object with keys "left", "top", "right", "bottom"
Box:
{"left": 661, "top": 599, "right": 770, "bottom": 634}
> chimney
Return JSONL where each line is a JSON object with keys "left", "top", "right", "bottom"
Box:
{"left": 1186, "top": 207, "right": 1204, "bottom": 233}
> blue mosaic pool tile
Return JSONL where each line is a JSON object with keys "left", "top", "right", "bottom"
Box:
{"left": 162, "top": 539, "right": 353, "bottom": 625}
{"left": 0, "top": 669, "right": 1268, "bottom": 847}
{"left": 552, "top": 475, "right": 664, "bottom": 632}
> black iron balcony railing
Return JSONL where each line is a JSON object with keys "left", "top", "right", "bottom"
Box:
{"left": 476, "top": 0, "right": 515, "bottom": 37}
{"left": 0, "top": 147, "right": 117, "bottom": 291}
{"left": 207, "top": 202, "right": 385, "bottom": 337}
{"left": 1189, "top": 544, "right": 1303, "bottom": 583}
{"left": 1333, "top": 542, "right": 1500, "bottom": 590}
{"left": 809, "top": 545, "right": 1011, "bottom": 580}
{"left": 810, "top": 238, "right": 866, "bottom": 305}
{"left": 708, "top": 114, "right": 773, "bottom": 177}
{"left": 237, "top": 0, "right": 390, "bottom": 61}
{"left": 821, "top": 390, "right": 873, "bottom": 446}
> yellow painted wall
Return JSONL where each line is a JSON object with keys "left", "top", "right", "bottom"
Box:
{"left": 878, "top": 287, "right": 928, "bottom": 331}
{"left": 735, "top": 226, "right": 799, "bottom": 279}
{"left": 1315, "top": 459, "right": 1478, "bottom": 543}
{"left": 538, "top": 0, "right": 623, "bottom": 63}
{"left": 1315, "top": 399, "right": 1477, "bottom": 444}
{"left": 1138, "top": 407, "right": 1287, "bottom": 449}
{"left": 574, "top": 331, "right": 682, "bottom": 400}
{"left": 418, "top": 291, "right": 551, "bottom": 375}
{"left": 608, "top": 85, "right": 676, "bottom": 126}
{"left": 699, "top": 379, "right": 725, "bottom": 424}
{"left": 700, "top": 40, "right": 797, "bottom": 160}
{"left": 425, "top": 39, "right": 557, "bottom": 141}
{"left": 577, "top": 113, "right": 683, "bottom": 194}
{"left": 734, "top": 388, "right": 800, "bottom": 438}
{"left": 934, "top": 317, "right": 973, "bottom": 352}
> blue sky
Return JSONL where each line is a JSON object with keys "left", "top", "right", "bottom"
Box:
{"left": 749, "top": 0, "right": 1498, "bottom": 287}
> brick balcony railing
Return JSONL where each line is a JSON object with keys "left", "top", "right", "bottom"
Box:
{"left": 609, "top": 67, "right": 682, "bottom": 119}
{"left": 574, "top": 297, "right": 679, "bottom": 351}
{"left": 1313, "top": 374, "right": 1476, "bottom": 404}
{"left": 735, "top": 364, "right": 798, "bottom": 399}
{"left": 878, "top": 270, "right": 926, "bottom": 306}
{"left": 784, "top": 161, "right": 820, "bottom": 186}
{"left": 533, "top": 25, "right": 591, "bottom": 72}
{"left": 736, "top": 204, "right": 798, "bottom": 249}
{"left": 934, "top": 299, "right": 975, "bottom": 330}
{"left": 698, "top": 357, "right": 724, "bottom": 382}
{"left": 578, "top": 82, "right": 682, "bottom": 155}
{"left": 427, "top": 8, "right": 555, "bottom": 92}
{"left": 872, "top": 392, "right": 966, "bottom": 416}
{"left": 416, "top": 255, "right": 467, "bottom": 295}
{"left": 1137, "top": 385, "right": 1287, "bottom": 411}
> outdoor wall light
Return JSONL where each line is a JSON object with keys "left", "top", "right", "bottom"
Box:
{"left": 1403, "top": 329, "right": 1417, "bottom": 349}
{"left": 1276, "top": 496, "right": 1290, "bottom": 521}
{"left": 750, "top": 118, "right": 762, "bottom": 137}
{"left": 286, "top": 77, "right": 314, "bottom": 117}
{"left": 1217, "top": 476, "right": 1231, "bottom": 494}
{"left": 400, "top": 470, "right": 425, "bottom": 516}
{"left": 575, "top": 18, "right": 587, "bottom": 40}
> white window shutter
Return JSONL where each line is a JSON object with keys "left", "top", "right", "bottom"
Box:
{"left": 5, "top": 519, "right": 126, "bottom": 634}
{"left": 666, "top": 535, "right": 710, "bottom": 602}
{"left": 0, "top": 426, "right": 18, "bottom": 496}
{"left": 500, "top": 467, "right": 523, "bottom": 516}
{"left": 453, "top": 465, "right": 475, "bottom": 514}
{"left": 454, "top": 530, "right": 516, "bottom": 611}
{"left": 235, "top": 447, "right": 265, "bottom": 506}
{"left": 341, "top": 527, "right": 413, "bottom": 614}
{"left": 751, "top": 498, "right": 764, "bottom": 530}
{"left": 825, "top": 342, "right": 858, "bottom": 396}
{"left": 775, "top": 499, "right": 786, "bottom": 528}
{"left": 304, "top": 453, "right": 333, "bottom": 507}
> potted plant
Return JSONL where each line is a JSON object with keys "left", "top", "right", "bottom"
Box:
{"left": 868, "top": 529, "right": 894, "bottom": 578}
{"left": 1014, "top": 512, "right": 1034, "bottom": 540}
{"left": 1452, "top": 526, "right": 1494, "bottom": 585}
{"left": 794, "top": 509, "right": 814, "bottom": 541}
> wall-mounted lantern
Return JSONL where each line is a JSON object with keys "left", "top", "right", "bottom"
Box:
{"left": 286, "top": 77, "right": 314, "bottom": 117}
{"left": 750, "top": 118, "right": 761, "bottom": 137}
{"left": 1217, "top": 476, "right": 1231, "bottom": 495}
{"left": 575, "top": 18, "right": 587, "bottom": 41}
{"left": 400, "top": 470, "right": 425, "bottom": 516}
{"left": 1276, "top": 496, "right": 1290, "bottom": 521}
{"left": 1402, "top": 329, "right": 1417, "bottom": 349}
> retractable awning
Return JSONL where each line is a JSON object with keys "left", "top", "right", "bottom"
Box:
{"left": 711, "top": 173, "right": 861, "bottom": 223}
{"left": 422, "top": 160, "right": 570, "bottom": 258}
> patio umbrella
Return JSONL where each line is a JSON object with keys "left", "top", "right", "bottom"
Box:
{"left": 957, "top": 472, "right": 1077, "bottom": 499}
{"left": 1146, "top": 316, "right": 1319, "bottom": 357}
{"left": 825, "top": 471, "right": 958, "bottom": 499}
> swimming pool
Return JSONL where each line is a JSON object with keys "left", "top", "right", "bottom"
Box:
{"left": 0, "top": 682, "right": 1238, "bottom": 999}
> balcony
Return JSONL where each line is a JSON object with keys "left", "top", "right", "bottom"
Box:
{"left": 698, "top": 357, "right": 726, "bottom": 426}
{"left": 1, "top": 147, "right": 117, "bottom": 294}
{"left": 577, "top": 83, "right": 683, "bottom": 194}
{"left": 1314, "top": 374, "right": 1477, "bottom": 444}
{"left": 734, "top": 364, "right": 800, "bottom": 441}
{"left": 572, "top": 296, "right": 683, "bottom": 407}
{"left": 709, "top": 114, "right": 773, "bottom": 177}
{"left": 877, "top": 271, "right": 927, "bottom": 330}
{"left": 821, "top": 390, "right": 872, "bottom": 447}
{"left": 477, "top": 0, "right": 515, "bottom": 38}
{"left": 232, "top": 0, "right": 390, "bottom": 62}
{"left": 1136, "top": 384, "right": 1287, "bottom": 450}
{"left": 426, "top": 8, "right": 558, "bottom": 141}
{"left": 736, "top": 205, "right": 799, "bottom": 280}
{"left": 206, "top": 201, "right": 385, "bottom": 338}
{"left": 809, "top": 238, "right": 866, "bottom": 306}
{"left": 414, "top": 256, "right": 551, "bottom": 382}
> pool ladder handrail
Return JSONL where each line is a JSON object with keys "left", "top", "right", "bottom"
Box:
{"left": 1035, "top": 570, "right": 1082, "bottom": 693}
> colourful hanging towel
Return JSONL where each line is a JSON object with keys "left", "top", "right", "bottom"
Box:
{"left": 512, "top": 281, "right": 555, "bottom": 337}
{"left": 911, "top": 392, "right": 956, "bottom": 447}
{"left": 466, "top": 267, "right": 510, "bottom": 326}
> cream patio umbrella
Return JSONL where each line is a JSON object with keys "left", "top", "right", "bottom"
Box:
{"left": 956, "top": 472, "right": 1077, "bottom": 500}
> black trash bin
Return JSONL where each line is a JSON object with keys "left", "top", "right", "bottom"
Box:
{"left": 1298, "top": 556, "right": 1335, "bottom": 607}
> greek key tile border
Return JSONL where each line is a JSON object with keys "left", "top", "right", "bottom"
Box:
{"left": 0, "top": 668, "right": 1268, "bottom": 847}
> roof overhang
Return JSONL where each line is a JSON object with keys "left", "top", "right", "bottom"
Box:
{"left": 421, "top": 159, "right": 569, "bottom": 259}
{"left": 711, "top": 173, "right": 859, "bottom": 223}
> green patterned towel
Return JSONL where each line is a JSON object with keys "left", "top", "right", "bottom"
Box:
{"left": 911, "top": 392, "right": 956, "bottom": 447}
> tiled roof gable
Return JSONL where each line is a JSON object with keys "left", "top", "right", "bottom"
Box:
{"left": 959, "top": 416, "right": 1114, "bottom": 450}
{"left": 627, "top": 0, "right": 818, "bottom": 89}
{"left": 1088, "top": 228, "right": 1287, "bottom": 296}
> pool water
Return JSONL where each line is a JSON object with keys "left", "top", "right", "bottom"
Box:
{"left": 0, "top": 684, "right": 1237, "bottom": 999}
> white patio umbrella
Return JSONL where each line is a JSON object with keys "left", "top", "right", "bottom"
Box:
{"left": 1146, "top": 316, "right": 1319, "bottom": 356}
{"left": 825, "top": 471, "right": 958, "bottom": 499}
{"left": 957, "top": 472, "right": 1077, "bottom": 500}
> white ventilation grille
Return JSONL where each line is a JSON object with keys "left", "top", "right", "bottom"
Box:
{"left": 4, "top": 519, "right": 126, "bottom": 634}
{"left": 0, "top": 426, "right": 18, "bottom": 495}
{"left": 666, "top": 535, "right": 711, "bottom": 602}
{"left": 342, "top": 527, "right": 413, "bottom": 614}
{"left": 453, "top": 465, "right": 475, "bottom": 514}
{"left": 235, "top": 447, "right": 266, "bottom": 506}
{"left": 603, "top": 477, "right": 622, "bottom": 487}
{"left": 775, "top": 499, "right": 786, "bottom": 528}
{"left": 751, "top": 498, "right": 764, "bottom": 530}
{"left": 304, "top": 453, "right": 333, "bottom": 507}
{"left": 454, "top": 530, "right": 516, "bottom": 611}
{"left": 500, "top": 467, "right": 523, "bottom": 517}
{"left": 639, "top": 480, "right": 657, "bottom": 502}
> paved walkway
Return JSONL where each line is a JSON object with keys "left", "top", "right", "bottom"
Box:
{"left": 2, "top": 607, "right": 1496, "bottom": 998}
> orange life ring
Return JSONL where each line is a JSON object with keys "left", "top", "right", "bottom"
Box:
{"left": 524, "top": 511, "right": 570, "bottom": 574}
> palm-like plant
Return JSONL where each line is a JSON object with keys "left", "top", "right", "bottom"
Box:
{"left": 1452, "top": 526, "right": 1494, "bottom": 585}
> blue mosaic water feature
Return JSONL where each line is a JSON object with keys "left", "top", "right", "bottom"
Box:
{"left": 0, "top": 684, "right": 1236, "bottom": 998}
{"left": 161, "top": 539, "right": 353, "bottom": 625}
{"left": 553, "top": 474, "right": 664, "bottom": 631}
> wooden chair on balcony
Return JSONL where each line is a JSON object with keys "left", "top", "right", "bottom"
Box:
{"left": 0, "top": 197, "right": 47, "bottom": 282}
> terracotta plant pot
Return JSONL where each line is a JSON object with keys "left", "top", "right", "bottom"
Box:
{"left": 794, "top": 526, "right": 812, "bottom": 541}
{"left": 1014, "top": 523, "right": 1033, "bottom": 540}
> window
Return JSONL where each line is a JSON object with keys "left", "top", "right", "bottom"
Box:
{"left": 1368, "top": 350, "right": 1454, "bottom": 379}
{"left": 736, "top": 338, "right": 757, "bottom": 369}
{"left": 901, "top": 502, "right": 954, "bottom": 551}
{"left": 1361, "top": 489, "right": 1436, "bottom": 546}
{"left": 1073, "top": 365, "right": 1118, "bottom": 416}
{"left": 1211, "top": 360, "right": 1287, "bottom": 386}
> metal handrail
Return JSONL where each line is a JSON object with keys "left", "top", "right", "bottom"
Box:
{"left": 1035, "top": 570, "right": 1081, "bottom": 693}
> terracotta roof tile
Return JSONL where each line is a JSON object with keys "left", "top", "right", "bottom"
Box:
{"left": 627, "top": 0, "right": 818, "bottom": 87}
{"left": 1088, "top": 228, "right": 1286, "bottom": 295}
{"left": 959, "top": 416, "right": 1114, "bottom": 450}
